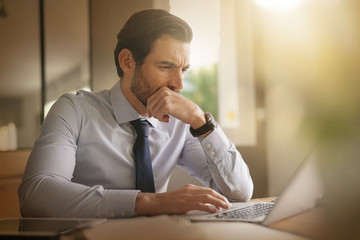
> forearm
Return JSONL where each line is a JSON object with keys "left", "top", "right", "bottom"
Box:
{"left": 200, "top": 129, "right": 253, "bottom": 201}
{"left": 181, "top": 127, "right": 254, "bottom": 202}
{"left": 18, "top": 175, "right": 139, "bottom": 218}
{"left": 204, "top": 147, "right": 254, "bottom": 202}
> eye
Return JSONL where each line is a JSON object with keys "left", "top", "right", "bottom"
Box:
{"left": 160, "top": 65, "right": 172, "bottom": 70}
{"left": 182, "top": 67, "right": 190, "bottom": 73}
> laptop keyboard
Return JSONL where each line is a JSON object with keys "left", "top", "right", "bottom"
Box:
{"left": 214, "top": 201, "right": 276, "bottom": 220}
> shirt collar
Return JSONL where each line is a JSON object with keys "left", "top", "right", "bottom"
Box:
{"left": 110, "top": 80, "right": 158, "bottom": 128}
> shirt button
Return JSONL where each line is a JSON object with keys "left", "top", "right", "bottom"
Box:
{"left": 224, "top": 175, "right": 229, "bottom": 179}
{"left": 210, "top": 151, "right": 215, "bottom": 156}
{"left": 206, "top": 144, "right": 212, "bottom": 149}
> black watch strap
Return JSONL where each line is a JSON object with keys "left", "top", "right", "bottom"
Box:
{"left": 190, "top": 112, "right": 217, "bottom": 137}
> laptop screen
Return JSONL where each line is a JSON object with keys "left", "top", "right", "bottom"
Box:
{"left": 263, "top": 150, "right": 324, "bottom": 225}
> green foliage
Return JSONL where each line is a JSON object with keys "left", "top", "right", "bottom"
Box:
{"left": 182, "top": 64, "right": 218, "bottom": 120}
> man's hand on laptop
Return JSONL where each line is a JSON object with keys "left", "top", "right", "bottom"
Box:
{"left": 135, "top": 184, "right": 232, "bottom": 216}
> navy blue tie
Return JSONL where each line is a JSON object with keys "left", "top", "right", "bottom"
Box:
{"left": 130, "top": 119, "right": 155, "bottom": 193}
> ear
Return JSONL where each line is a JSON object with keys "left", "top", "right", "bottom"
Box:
{"left": 118, "top": 48, "right": 135, "bottom": 75}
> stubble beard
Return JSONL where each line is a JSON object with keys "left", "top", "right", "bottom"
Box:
{"left": 130, "top": 66, "right": 153, "bottom": 107}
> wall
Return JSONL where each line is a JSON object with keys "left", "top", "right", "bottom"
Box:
{"left": 90, "top": 0, "right": 153, "bottom": 91}
{"left": 234, "top": 0, "right": 267, "bottom": 198}
{"left": 0, "top": 0, "right": 41, "bottom": 149}
{"left": 18, "top": 91, "right": 41, "bottom": 148}
{"left": 254, "top": 4, "right": 315, "bottom": 196}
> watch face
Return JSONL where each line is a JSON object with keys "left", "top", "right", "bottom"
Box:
{"left": 205, "top": 112, "right": 212, "bottom": 122}
{"left": 206, "top": 112, "right": 216, "bottom": 126}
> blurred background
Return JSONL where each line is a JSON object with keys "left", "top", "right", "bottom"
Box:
{"left": 0, "top": 0, "right": 359, "bottom": 237}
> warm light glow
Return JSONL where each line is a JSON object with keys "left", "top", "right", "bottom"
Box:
{"left": 252, "top": 0, "right": 304, "bottom": 11}
{"left": 170, "top": 0, "right": 220, "bottom": 69}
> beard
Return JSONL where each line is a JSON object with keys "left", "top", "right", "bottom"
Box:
{"left": 130, "top": 66, "right": 153, "bottom": 107}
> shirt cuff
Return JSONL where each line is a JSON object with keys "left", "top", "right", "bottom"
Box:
{"left": 100, "top": 189, "right": 140, "bottom": 218}
{"left": 198, "top": 126, "right": 231, "bottom": 163}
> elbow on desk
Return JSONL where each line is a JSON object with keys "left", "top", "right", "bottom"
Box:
{"left": 223, "top": 179, "right": 254, "bottom": 202}
{"left": 18, "top": 199, "right": 35, "bottom": 218}
{"left": 18, "top": 189, "right": 30, "bottom": 217}
{"left": 230, "top": 186, "right": 253, "bottom": 202}
{"left": 18, "top": 179, "right": 39, "bottom": 217}
{"left": 17, "top": 177, "right": 58, "bottom": 218}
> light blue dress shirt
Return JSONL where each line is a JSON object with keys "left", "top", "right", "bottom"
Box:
{"left": 18, "top": 80, "right": 253, "bottom": 218}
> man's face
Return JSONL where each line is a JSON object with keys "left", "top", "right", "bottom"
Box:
{"left": 130, "top": 35, "right": 190, "bottom": 106}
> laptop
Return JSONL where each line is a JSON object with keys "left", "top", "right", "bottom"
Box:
{"left": 185, "top": 149, "right": 324, "bottom": 225}
{"left": 0, "top": 218, "right": 106, "bottom": 239}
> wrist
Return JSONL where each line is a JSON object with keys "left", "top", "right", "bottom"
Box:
{"left": 190, "top": 112, "right": 217, "bottom": 138}
{"left": 135, "top": 192, "right": 164, "bottom": 216}
{"left": 189, "top": 108, "right": 206, "bottom": 129}
{"left": 135, "top": 192, "right": 152, "bottom": 216}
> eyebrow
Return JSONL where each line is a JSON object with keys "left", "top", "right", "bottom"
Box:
{"left": 156, "top": 61, "right": 190, "bottom": 69}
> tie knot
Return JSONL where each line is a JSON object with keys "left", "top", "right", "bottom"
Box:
{"left": 130, "top": 119, "right": 149, "bottom": 137}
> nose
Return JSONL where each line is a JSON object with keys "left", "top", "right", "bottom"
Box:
{"left": 169, "top": 69, "right": 184, "bottom": 91}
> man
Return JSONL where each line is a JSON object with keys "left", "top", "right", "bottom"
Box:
{"left": 19, "top": 9, "right": 253, "bottom": 218}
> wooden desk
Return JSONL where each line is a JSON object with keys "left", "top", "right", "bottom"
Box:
{"left": 0, "top": 195, "right": 335, "bottom": 240}
{"left": 269, "top": 208, "right": 334, "bottom": 240}
{"left": 82, "top": 215, "right": 311, "bottom": 240}
{"left": 82, "top": 198, "right": 331, "bottom": 240}
{"left": 251, "top": 197, "right": 334, "bottom": 240}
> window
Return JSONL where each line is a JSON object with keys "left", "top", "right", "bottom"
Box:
{"left": 169, "top": 0, "right": 256, "bottom": 146}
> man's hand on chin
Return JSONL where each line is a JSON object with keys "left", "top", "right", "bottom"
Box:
{"left": 146, "top": 86, "right": 206, "bottom": 129}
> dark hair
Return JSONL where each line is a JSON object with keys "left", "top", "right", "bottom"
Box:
{"left": 114, "top": 9, "right": 193, "bottom": 78}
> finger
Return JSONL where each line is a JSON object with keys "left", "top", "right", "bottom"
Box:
{"left": 151, "top": 97, "right": 169, "bottom": 120}
{"left": 197, "top": 193, "right": 231, "bottom": 210}
{"left": 192, "top": 202, "right": 219, "bottom": 213}
{"left": 184, "top": 185, "right": 229, "bottom": 203}
{"left": 150, "top": 100, "right": 170, "bottom": 122}
{"left": 147, "top": 111, "right": 153, "bottom": 118}
{"left": 181, "top": 185, "right": 231, "bottom": 209}
{"left": 146, "top": 87, "right": 161, "bottom": 114}
{"left": 166, "top": 194, "right": 219, "bottom": 214}
{"left": 147, "top": 86, "right": 168, "bottom": 110}
{"left": 177, "top": 194, "right": 228, "bottom": 213}
{"left": 147, "top": 88, "right": 172, "bottom": 122}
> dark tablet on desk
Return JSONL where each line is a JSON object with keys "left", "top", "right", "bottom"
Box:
{"left": 0, "top": 218, "right": 106, "bottom": 240}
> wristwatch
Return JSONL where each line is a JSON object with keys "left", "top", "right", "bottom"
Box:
{"left": 190, "top": 112, "right": 217, "bottom": 137}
